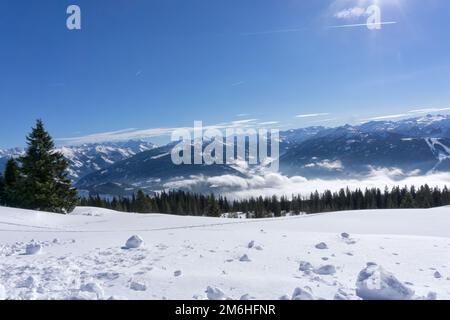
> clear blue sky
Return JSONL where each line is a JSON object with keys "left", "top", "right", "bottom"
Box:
{"left": 1, "top": 0, "right": 450, "bottom": 148}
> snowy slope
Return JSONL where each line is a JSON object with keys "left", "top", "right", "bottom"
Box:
{"left": 0, "top": 206, "right": 449, "bottom": 300}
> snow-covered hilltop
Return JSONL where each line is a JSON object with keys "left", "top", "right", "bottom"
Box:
{"left": 1, "top": 205, "right": 449, "bottom": 300}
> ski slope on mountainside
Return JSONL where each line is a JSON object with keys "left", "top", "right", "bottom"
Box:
{"left": 0, "top": 206, "right": 449, "bottom": 300}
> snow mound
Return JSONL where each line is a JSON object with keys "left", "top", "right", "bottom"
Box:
{"left": 314, "top": 265, "right": 336, "bottom": 275}
{"left": 341, "top": 232, "right": 350, "bottom": 239}
{"left": 130, "top": 281, "right": 147, "bottom": 291}
{"left": 434, "top": 271, "right": 442, "bottom": 279}
{"left": 239, "top": 254, "right": 251, "bottom": 262}
{"left": 356, "top": 263, "right": 415, "bottom": 300}
{"left": 291, "top": 287, "right": 314, "bottom": 300}
{"left": 174, "top": 270, "right": 182, "bottom": 277}
{"left": 240, "top": 294, "right": 255, "bottom": 300}
{"left": 315, "top": 242, "right": 328, "bottom": 250}
{"left": 80, "top": 282, "right": 104, "bottom": 299}
{"left": 299, "top": 261, "right": 313, "bottom": 272}
{"left": 247, "top": 241, "right": 255, "bottom": 248}
{"left": 25, "top": 243, "right": 42, "bottom": 255}
{"left": 17, "top": 276, "right": 37, "bottom": 289}
{"left": 206, "top": 286, "right": 228, "bottom": 300}
{"left": 125, "top": 235, "right": 144, "bottom": 249}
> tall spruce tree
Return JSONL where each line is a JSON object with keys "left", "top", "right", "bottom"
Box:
{"left": 18, "top": 120, "right": 78, "bottom": 213}
{"left": 0, "top": 174, "right": 5, "bottom": 205}
{"left": 2, "top": 158, "right": 20, "bottom": 207}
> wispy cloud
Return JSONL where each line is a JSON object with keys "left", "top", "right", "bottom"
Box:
{"left": 409, "top": 107, "right": 450, "bottom": 114}
{"left": 362, "top": 107, "right": 450, "bottom": 122}
{"left": 231, "top": 81, "right": 245, "bottom": 87}
{"left": 328, "top": 21, "right": 397, "bottom": 29}
{"left": 334, "top": 7, "right": 367, "bottom": 20}
{"left": 57, "top": 119, "right": 269, "bottom": 145}
{"left": 362, "top": 113, "right": 409, "bottom": 122}
{"left": 296, "top": 113, "right": 330, "bottom": 119}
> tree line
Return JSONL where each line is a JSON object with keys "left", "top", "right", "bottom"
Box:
{"left": 0, "top": 120, "right": 78, "bottom": 213}
{"left": 79, "top": 184, "right": 450, "bottom": 218}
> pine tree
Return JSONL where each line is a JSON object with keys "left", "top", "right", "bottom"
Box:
{"left": 2, "top": 158, "right": 20, "bottom": 207}
{"left": 17, "top": 120, "right": 78, "bottom": 213}
{"left": 207, "top": 194, "right": 221, "bottom": 217}
{"left": 0, "top": 174, "right": 5, "bottom": 205}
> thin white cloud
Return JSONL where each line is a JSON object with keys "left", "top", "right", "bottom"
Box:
{"left": 57, "top": 119, "right": 267, "bottom": 145}
{"left": 296, "top": 113, "right": 330, "bottom": 118}
{"left": 231, "top": 81, "right": 245, "bottom": 87}
{"left": 362, "top": 113, "right": 409, "bottom": 121}
{"left": 258, "top": 121, "right": 279, "bottom": 126}
{"left": 334, "top": 7, "right": 367, "bottom": 19}
{"left": 409, "top": 107, "right": 450, "bottom": 114}
{"left": 231, "top": 119, "right": 258, "bottom": 125}
{"left": 362, "top": 107, "right": 450, "bottom": 122}
{"left": 328, "top": 21, "right": 397, "bottom": 29}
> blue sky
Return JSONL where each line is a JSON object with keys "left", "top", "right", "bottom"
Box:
{"left": 1, "top": 0, "right": 450, "bottom": 148}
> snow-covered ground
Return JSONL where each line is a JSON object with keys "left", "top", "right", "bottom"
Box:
{"left": 0, "top": 206, "right": 449, "bottom": 300}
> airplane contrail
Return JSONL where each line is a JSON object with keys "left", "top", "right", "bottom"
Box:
{"left": 328, "top": 21, "right": 397, "bottom": 29}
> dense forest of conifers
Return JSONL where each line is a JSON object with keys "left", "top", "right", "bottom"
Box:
{"left": 80, "top": 184, "right": 450, "bottom": 218}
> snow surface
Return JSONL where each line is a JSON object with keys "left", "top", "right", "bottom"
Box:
{"left": 0, "top": 206, "right": 450, "bottom": 300}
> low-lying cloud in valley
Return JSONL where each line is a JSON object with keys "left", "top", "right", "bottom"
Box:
{"left": 163, "top": 168, "right": 450, "bottom": 200}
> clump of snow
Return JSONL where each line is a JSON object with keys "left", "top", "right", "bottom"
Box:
{"left": 341, "top": 232, "right": 350, "bottom": 239}
{"left": 299, "top": 261, "right": 313, "bottom": 272}
{"left": 174, "top": 270, "right": 182, "bottom": 277}
{"left": 279, "top": 294, "right": 290, "bottom": 300}
{"left": 25, "top": 243, "right": 42, "bottom": 255}
{"left": 427, "top": 292, "right": 438, "bottom": 300}
{"left": 17, "top": 276, "right": 37, "bottom": 289}
{"left": 240, "top": 294, "right": 255, "bottom": 300}
{"left": 247, "top": 241, "right": 255, "bottom": 249}
{"left": 434, "top": 271, "right": 442, "bottom": 279}
{"left": 80, "top": 282, "right": 104, "bottom": 299}
{"left": 314, "top": 265, "right": 337, "bottom": 275}
{"left": 239, "top": 254, "right": 251, "bottom": 262}
{"left": 315, "top": 242, "right": 328, "bottom": 250}
{"left": 125, "top": 235, "right": 144, "bottom": 249}
{"left": 130, "top": 280, "right": 147, "bottom": 291}
{"left": 206, "top": 286, "right": 228, "bottom": 300}
{"left": 254, "top": 245, "right": 264, "bottom": 251}
{"left": 356, "top": 263, "right": 414, "bottom": 300}
{"left": 291, "top": 287, "right": 314, "bottom": 300}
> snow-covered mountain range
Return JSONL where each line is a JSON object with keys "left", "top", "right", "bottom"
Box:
{"left": 3, "top": 115, "right": 450, "bottom": 196}
{"left": 0, "top": 140, "right": 156, "bottom": 181}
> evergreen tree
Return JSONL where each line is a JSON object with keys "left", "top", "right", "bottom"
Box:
{"left": 400, "top": 192, "right": 415, "bottom": 208}
{"left": 17, "top": 120, "right": 78, "bottom": 213}
{"left": 2, "top": 158, "right": 20, "bottom": 207}
{"left": 0, "top": 174, "right": 5, "bottom": 205}
{"left": 207, "top": 194, "right": 221, "bottom": 217}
